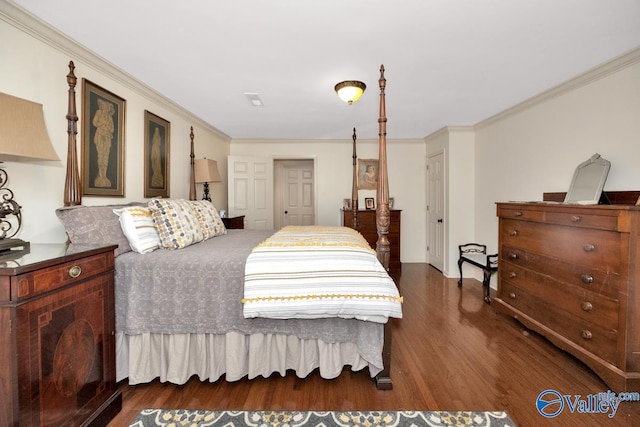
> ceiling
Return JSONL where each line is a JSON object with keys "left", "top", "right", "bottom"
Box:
{"left": 10, "top": 0, "right": 640, "bottom": 140}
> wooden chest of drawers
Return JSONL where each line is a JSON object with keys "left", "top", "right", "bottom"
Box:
{"left": 342, "top": 209, "right": 401, "bottom": 270}
{"left": 0, "top": 244, "right": 121, "bottom": 426}
{"left": 494, "top": 202, "right": 640, "bottom": 391}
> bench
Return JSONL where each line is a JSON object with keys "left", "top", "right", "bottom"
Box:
{"left": 457, "top": 243, "right": 498, "bottom": 303}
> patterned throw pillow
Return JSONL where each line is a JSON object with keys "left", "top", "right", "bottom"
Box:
{"left": 55, "top": 202, "right": 145, "bottom": 257}
{"left": 148, "top": 199, "right": 204, "bottom": 249}
{"left": 189, "top": 200, "right": 227, "bottom": 239}
{"left": 113, "top": 206, "right": 161, "bottom": 254}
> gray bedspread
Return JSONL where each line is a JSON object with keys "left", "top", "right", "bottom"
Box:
{"left": 115, "top": 229, "right": 383, "bottom": 365}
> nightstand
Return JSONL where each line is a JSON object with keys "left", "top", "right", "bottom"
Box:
{"left": 0, "top": 243, "right": 121, "bottom": 426}
{"left": 222, "top": 215, "right": 245, "bottom": 229}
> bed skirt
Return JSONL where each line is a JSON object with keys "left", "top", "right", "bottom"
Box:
{"left": 116, "top": 331, "right": 378, "bottom": 385}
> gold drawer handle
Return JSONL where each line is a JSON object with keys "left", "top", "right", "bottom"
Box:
{"left": 582, "top": 243, "right": 596, "bottom": 252}
{"left": 571, "top": 215, "right": 582, "bottom": 222}
{"left": 508, "top": 253, "right": 518, "bottom": 260}
{"left": 581, "top": 301, "right": 593, "bottom": 312}
{"left": 68, "top": 265, "right": 82, "bottom": 278}
{"left": 514, "top": 211, "right": 523, "bottom": 217}
{"left": 508, "top": 292, "right": 516, "bottom": 299}
{"left": 581, "top": 274, "right": 594, "bottom": 284}
{"left": 509, "top": 272, "right": 517, "bottom": 279}
{"left": 581, "top": 330, "right": 593, "bottom": 340}
{"left": 508, "top": 230, "right": 518, "bottom": 237}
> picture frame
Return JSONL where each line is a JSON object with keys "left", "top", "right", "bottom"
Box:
{"left": 343, "top": 198, "right": 352, "bottom": 211}
{"left": 365, "top": 197, "right": 375, "bottom": 210}
{"left": 357, "top": 158, "right": 379, "bottom": 190}
{"left": 389, "top": 197, "right": 395, "bottom": 209}
{"left": 81, "top": 79, "right": 126, "bottom": 196}
{"left": 144, "top": 110, "right": 171, "bottom": 198}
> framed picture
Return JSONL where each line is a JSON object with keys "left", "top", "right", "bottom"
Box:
{"left": 357, "top": 158, "right": 379, "bottom": 190}
{"left": 81, "top": 79, "right": 126, "bottom": 196}
{"left": 365, "top": 197, "right": 375, "bottom": 210}
{"left": 389, "top": 197, "right": 395, "bottom": 209}
{"left": 343, "top": 198, "right": 352, "bottom": 210}
{"left": 144, "top": 110, "right": 170, "bottom": 198}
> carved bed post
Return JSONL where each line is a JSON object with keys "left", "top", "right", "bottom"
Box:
{"left": 375, "top": 65, "right": 390, "bottom": 271}
{"left": 351, "top": 127, "right": 359, "bottom": 230}
{"left": 375, "top": 64, "right": 393, "bottom": 391}
{"left": 189, "top": 126, "right": 196, "bottom": 200}
{"left": 64, "top": 61, "right": 82, "bottom": 206}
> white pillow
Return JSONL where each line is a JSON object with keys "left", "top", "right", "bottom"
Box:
{"left": 113, "top": 206, "right": 161, "bottom": 254}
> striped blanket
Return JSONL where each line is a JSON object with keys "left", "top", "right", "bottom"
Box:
{"left": 242, "top": 226, "right": 403, "bottom": 323}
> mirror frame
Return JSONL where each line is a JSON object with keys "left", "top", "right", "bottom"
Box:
{"left": 564, "top": 153, "right": 611, "bottom": 204}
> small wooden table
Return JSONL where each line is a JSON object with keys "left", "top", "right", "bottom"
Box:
{"left": 457, "top": 243, "right": 498, "bottom": 303}
{"left": 222, "top": 215, "right": 245, "bottom": 229}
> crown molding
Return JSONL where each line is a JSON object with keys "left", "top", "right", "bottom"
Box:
{"left": 475, "top": 45, "right": 640, "bottom": 130}
{"left": 1, "top": 1, "right": 230, "bottom": 141}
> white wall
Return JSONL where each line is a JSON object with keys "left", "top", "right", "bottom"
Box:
{"left": 1, "top": 4, "right": 230, "bottom": 243}
{"left": 230, "top": 138, "right": 428, "bottom": 262}
{"left": 473, "top": 48, "right": 640, "bottom": 255}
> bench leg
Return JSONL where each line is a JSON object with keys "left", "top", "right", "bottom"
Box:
{"left": 482, "top": 269, "right": 492, "bottom": 304}
{"left": 457, "top": 258, "right": 464, "bottom": 287}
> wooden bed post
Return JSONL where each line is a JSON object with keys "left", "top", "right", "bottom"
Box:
{"left": 189, "top": 126, "right": 196, "bottom": 200}
{"left": 351, "top": 127, "right": 359, "bottom": 230}
{"left": 64, "top": 61, "right": 82, "bottom": 206}
{"left": 375, "top": 65, "right": 390, "bottom": 271}
{"left": 375, "top": 64, "right": 393, "bottom": 391}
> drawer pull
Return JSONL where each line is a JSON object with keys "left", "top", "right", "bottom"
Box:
{"left": 581, "top": 330, "right": 593, "bottom": 340}
{"left": 514, "top": 211, "right": 523, "bottom": 217}
{"left": 509, "top": 272, "right": 517, "bottom": 279}
{"left": 582, "top": 243, "right": 596, "bottom": 252}
{"left": 508, "top": 230, "right": 518, "bottom": 237}
{"left": 508, "top": 253, "right": 518, "bottom": 260}
{"left": 571, "top": 215, "right": 582, "bottom": 222}
{"left": 508, "top": 292, "right": 516, "bottom": 299}
{"left": 581, "top": 302, "right": 593, "bottom": 312}
{"left": 68, "top": 265, "right": 82, "bottom": 278}
{"left": 581, "top": 274, "right": 594, "bottom": 284}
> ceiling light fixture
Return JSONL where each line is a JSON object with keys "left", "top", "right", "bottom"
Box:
{"left": 334, "top": 80, "right": 366, "bottom": 105}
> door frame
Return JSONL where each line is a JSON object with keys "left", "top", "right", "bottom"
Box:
{"left": 426, "top": 150, "right": 446, "bottom": 272}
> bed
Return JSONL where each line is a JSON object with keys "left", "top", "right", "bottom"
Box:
{"left": 59, "top": 62, "right": 399, "bottom": 389}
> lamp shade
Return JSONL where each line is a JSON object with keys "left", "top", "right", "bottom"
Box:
{"left": 194, "top": 158, "right": 221, "bottom": 183}
{"left": 334, "top": 80, "right": 366, "bottom": 105}
{"left": 0, "top": 92, "right": 59, "bottom": 161}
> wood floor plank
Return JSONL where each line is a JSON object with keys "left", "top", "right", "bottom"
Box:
{"left": 108, "top": 264, "right": 640, "bottom": 426}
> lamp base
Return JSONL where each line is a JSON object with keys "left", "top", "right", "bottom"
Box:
{"left": 0, "top": 238, "right": 30, "bottom": 253}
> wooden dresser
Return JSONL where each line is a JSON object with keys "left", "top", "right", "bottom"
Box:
{"left": 0, "top": 244, "right": 121, "bottom": 426}
{"left": 342, "top": 209, "right": 402, "bottom": 270}
{"left": 494, "top": 202, "right": 640, "bottom": 391}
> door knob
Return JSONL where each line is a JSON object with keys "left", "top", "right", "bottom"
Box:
{"left": 284, "top": 211, "right": 288, "bottom": 214}
{"left": 437, "top": 218, "right": 443, "bottom": 223}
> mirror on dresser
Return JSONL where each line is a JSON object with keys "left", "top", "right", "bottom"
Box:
{"left": 563, "top": 153, "right": 611, "bottom": 204}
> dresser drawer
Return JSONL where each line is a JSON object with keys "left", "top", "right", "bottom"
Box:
{"left": 500, "top": 219, "right": 622, "bottom": 274}
{"left": 498, "top": 204, "right": 622, "bottom": 231}
{"left": 500, "top": 246, "right": 621, "bottom": 298}
{"left": 500, "top": 281, "right": 618, "bottom": 364}
{"left": 499, "top": 260, "right": 619, "bottom": 330}
{"left": 10, "top": 251, "right": 114, "bottom": 301}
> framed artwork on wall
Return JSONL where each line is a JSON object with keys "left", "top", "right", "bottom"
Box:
{"left": 357, "top": 158, "right": 379, "bottom": 190}
{"left": 81, "top": 79, "right": 126, "bottom": 197}
{"left": 144, "top": 110, "right": 170, "bottom": 198}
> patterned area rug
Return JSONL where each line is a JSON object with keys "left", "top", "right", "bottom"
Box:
{"left": 128, "top": 409, "right": 517, "bottom": 426}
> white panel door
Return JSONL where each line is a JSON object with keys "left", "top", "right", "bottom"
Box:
{"left": 274, "top": 160, "right": 315, "bottom": 228}
{"left": 228, "top": 156, "right": 274, "bottom": 229}
{"left": 427, "top": 152, "right": 445, "bottom": 271}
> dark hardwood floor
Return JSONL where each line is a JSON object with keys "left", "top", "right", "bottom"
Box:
{"left": 108, "top": 264, "right": 640, "bottom": 426}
